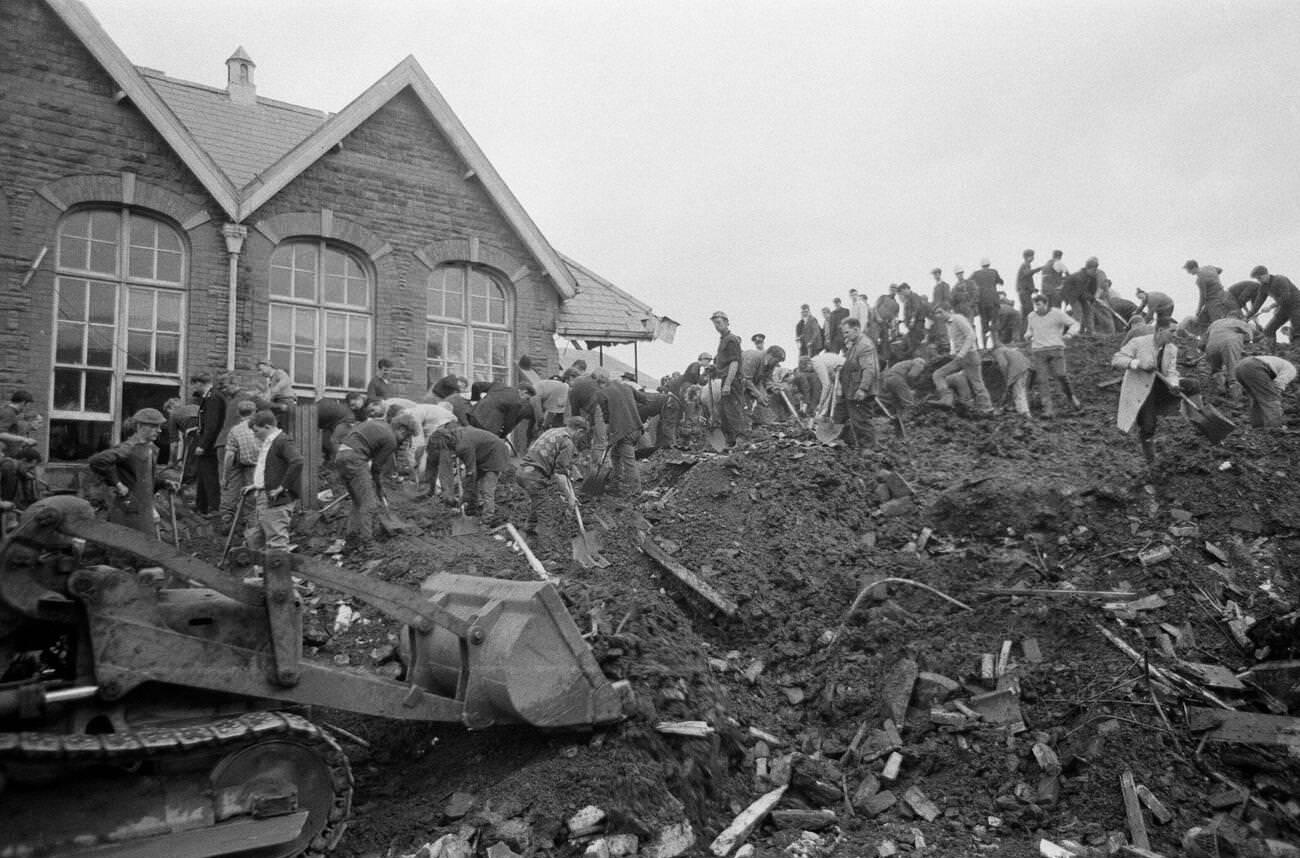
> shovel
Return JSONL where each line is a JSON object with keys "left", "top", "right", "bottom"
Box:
{"left": 167, "top": 488, "right": 181, "bottom": 548}
{"left": 452, "top": 505, "right": 485, "bottom": 536}
{"left": 571, "top": 503, "right": 610, "bottom": 568}
{"left": 378, "top": 492, "right": 419, "bottom": 535}
{"left": 581, "top": 446, "right": 614, "bottom": 498}
{"left": 875, "top": 397, "right": 907, "bottom": 440}
{"left": 706, "top": 424, "right": 727, "bottom": 452}
{"left": 1157, "top": 372, "right": 1236, "bottom": 443}
{"left": 813, "top": 375, "right": 844, "bottom": 444}
{"left": 300, "top": 493, "right": 347, "bottom": 530}
{"left": 776, "top": 389, "right": 808, "bottom": 429}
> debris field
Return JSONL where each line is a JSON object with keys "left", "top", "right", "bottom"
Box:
{"left": 179, "top": 337, "right": 1300, "bottom": 858}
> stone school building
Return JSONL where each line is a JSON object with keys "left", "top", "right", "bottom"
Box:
{"left": 0, "top": 0, "right": 668, "bottom": 482}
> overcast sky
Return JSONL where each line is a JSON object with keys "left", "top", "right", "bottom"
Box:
{"left": 85, "top": 0, "right": 1300, "bottom": 378}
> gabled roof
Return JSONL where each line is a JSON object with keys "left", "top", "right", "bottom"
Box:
{"left": 558, "top": 255, "right": 679, "bottom": 345}
{"left": 44, "top": 0, "right": 677, "bottom": 339}
{"left": 46, "top": 0, "right": 577, "bottom": 297}
{"left": 139, "top": 70, "right": 328, "bottom": 190}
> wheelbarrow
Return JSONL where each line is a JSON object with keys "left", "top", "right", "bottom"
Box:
{"left": 1157, "top": 372, "right": 1236, "bottom": 443}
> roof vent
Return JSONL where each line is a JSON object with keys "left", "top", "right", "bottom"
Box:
{"left": 225, "top": 46, "right": 256, "bottom": 105}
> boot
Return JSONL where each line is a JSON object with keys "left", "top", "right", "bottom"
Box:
{"left": 1060, "top": 379, "right": 1082, "bottom": 412}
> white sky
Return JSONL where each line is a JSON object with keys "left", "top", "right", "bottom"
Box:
{"left": 84, "top": 0, "right": 1300, "bottom": 378}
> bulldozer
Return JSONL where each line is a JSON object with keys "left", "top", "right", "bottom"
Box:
{"left": 0, "top": 496, "right": 632, "bottom": 857}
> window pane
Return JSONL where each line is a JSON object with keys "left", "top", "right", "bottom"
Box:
{"left": 325, "top": 313, "right": 346, "bottom": 349}
{"left": 53, "top": 369, "right": 83, "bottom": 411}
{"left": 156, "top": 249, "right": 182, "bottom": 284}
{"left": 58, "top": 280, "right": 87, "bottom": 321}
{"left": 89, "top": 240, "right": 118, "bottom": 276}
{"left": 157, "top": 293, "right": 182, "bottom": 331}
{"left": 426, "top": 328, "right": 444, "bottom": 361}
{"left": 269, "top": 304, "right": 292, "bottom": 343}
{"left": 86, "top": 325, "right": 115, "bottom": 367}
{"left": 269, "top": 250, "right": 293, "bottom": 298}
{"left": 294, "top": 270, "right": 316, "bottom": 302}
{"left": 447, "top": 328, "right": 466, "bottom": 364}
{"left": 156, "top": 333, "right": 180, "bottom": 374}
{"left": 128, "top": 287, "right": 153, "bottom": 328}
{"left": 56, "top": 323, "right": 84, "bottom": 364}
{"left": 129, "top": 246, "right": 154, "bottom": 280}
{"left": 469, "top": 293, "right": 488, "bottom": 324}
{"left": 89, "top": 210, "right": 119, "bottom": 241}
{"left": 49, "top": 418, "right": 112, "bottom": 462}
{"left": 89, "top": 283, "right": 116, "bottom": 324}
{"left": 347, "top": 315, "right": 367, "bottom": 352}
{"left": 84, "top": 369, "right": 113, "bottom": 412}
{"left": 323, "top": 272, "right": 345, "bottom": 305}
{"left": 325, "top": 352, "right": 344, "bottom": 389}
{"left": 269, "top": 345, "right": 293, "bottom": 373}
{"left": 295, "top": 309, "right": 316, "bottom": 346}
{"left": 348, "top": 355, "right": 367, "bottom": 389}
{"left": 293, "top": 348, "right": 314, "bottom": 385}
{"left": 60, "top": 236, "right": 89, "bottom": 271}
{"left": 126, "top": 331, "right": 152, "bottom": 371}
{"left": 491, "top": 334, "right": 508, "bottom": 368}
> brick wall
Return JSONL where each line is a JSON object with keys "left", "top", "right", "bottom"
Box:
{"left": 2, "top": 0, "right": 565, "bottom": 458}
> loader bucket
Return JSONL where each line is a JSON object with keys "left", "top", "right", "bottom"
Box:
{"left": 403, "top": 572, "right": 632, "bottom": 729}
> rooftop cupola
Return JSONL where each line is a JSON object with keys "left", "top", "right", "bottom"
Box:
{"left": 225, "top": 46, "right": 256, "bottom": 105}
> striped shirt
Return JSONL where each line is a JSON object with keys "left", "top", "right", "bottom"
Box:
{"left": 520, "top": 428, "right": 576, "bottom": 478}
{"left": 225, "top": 421, "right": 261, "bottom": 468}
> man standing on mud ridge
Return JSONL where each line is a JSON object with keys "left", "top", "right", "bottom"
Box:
{"left": 929, "top": 306, "right": 995, "bottom": 417}
{"left": 1016, "top": 249, "right": 1043, "bottom": 321}
{"left": 1040, "top": 250, "right": 1068, "bottom": 309}
{"left": 711, "top": 310, "right": 749, "bottom": 449}
{"left": 1135, "top": 288, "right": 1175, "bottom": 328}
{"left": 930, "top": 267, "right": 951, "bottom": 310}
{"left": 1186, "top": 260, "right": 1230, "bottom": 327}
{"left": 1111, "top": 320, "right": 1190, "bottom": 466}
{"left": 972, "top": 258, "right": 1005, "bottom": 348}
{"left": 835, "top": 318, "right": 879, "bottom": 449}
{"left": 1024, "top": 294, "right": 1081, "bottom": 418}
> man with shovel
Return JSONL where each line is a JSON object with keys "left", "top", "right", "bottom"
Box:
{"left": 515, "top": 417, "right": 588, "bottom": 538}
{"left": 1111, "top": 320, "right": 1193, "bottom": 466}
{"left": 427, "top": 423, "right": 511, "bottom": 524}
{"left": 1235, "top": 356, "right": 1296, "bottom": 428}
{"left": 335, "top": 401, "right": 411, "bottom": 550}
{"left": 834, "top": 317, "right": 879, "bottom": 450}
{"left": 243, "top": 410, "right": 303, "bottom": 554}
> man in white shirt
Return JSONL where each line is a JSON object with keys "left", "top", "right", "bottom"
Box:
{"left": 1235, "top": 355, "right": 1296, "bottom": 428}
{"left": 1024, "top": 294, "right": 1082, "bottom": 418}
{"left": 929, "top": 307, "right": 994, "bottom": 416}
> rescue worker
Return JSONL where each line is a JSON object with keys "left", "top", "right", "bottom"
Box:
{"left": 219, "top": 400, "right": 259, "bottom": 530}
{"left": 1203, "top": 312, "right": 1255, "bottom": 400}
{"left": 971, "top": 258, "right": 1005, "bottom": 348}
{"left": 930, "top": 306, "right": 995, "bottom": 416}
{"left": 1024, "top": 293, "right": 1081, "bottom": 418}
{"left": 1252, "top": 265, "right": 1300, "bottom": 348}
{"left": 602, "top": 373, "right": 646, "bottom": 497}
{"left": 711, "top": 310, "right": 748, "bottom": 448}
{"left": 88, "top": 408, "right": 175, "bottom": 536}
{"left": 1185, "top": 260, "right": 1230, "bottom": 327}
{"left": 335, "top": 401, "right": 411, "bottom": 551}
{"left": 515, "top": 416, "right": 588, "bottom": 538}
{"left": 878, "top": 357, "right": 927, "bottom": 414}
{"left": 1135, "top": 288, "right": 1175, "bottom": 327}
{"left": 244, "top": 410, "right": 303, "bottom": 553}
{"left": 190, "top": 372, "right": 226, "bottom": 517}
{"left": 1235, "top": 356, "right": 1297, "bottom": 428}
{"left": 991, "top": 344, "right": 1033, "bottom": 417}
{"left": 427, "top": 422, "right": 511, "bottom": 522}
{"left": 0, "top": 389, "right": 39, "bottom": 505}
{"left": 1111, "top": 320, "right": 1189, "bottom": 466}
{"left": 835, "top": 317, "right": 879, "bottom": 449}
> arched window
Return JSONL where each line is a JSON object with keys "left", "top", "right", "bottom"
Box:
{"left": 268, "top": 240, "right": 372, "bottom": 392}
{"left": 50, "top": 208, "right": 185, "bottom": 461}
{"left": 426, "top": 264, "right": 511, "bottom": 386}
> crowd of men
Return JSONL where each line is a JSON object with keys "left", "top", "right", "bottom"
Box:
{"left": 661, "top": 254, "right": 1299, "bottom": 461}
{"left": 2, "top": 254, "right": 1298, "bottom": 553}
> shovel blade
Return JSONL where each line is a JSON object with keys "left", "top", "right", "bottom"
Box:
{"left": 581, "top": 467, "right": 611, "bottom": 498}
{"left": 813, "top": 420, "right": 843, "bottom": 444}
{"left": 379, "top": 512, "right": 418, "bottom": 535}
{"left": 1191, "top": 403, "right": 1236, "bottom": 443}
{"left": 571, "top": 536, "right": 596, "bottom": 568}
{"left": 706, "top": 427, "right": 727, "bottom": 452}
{"left": 452, "top": 514, "right": 484, "bottom": 536}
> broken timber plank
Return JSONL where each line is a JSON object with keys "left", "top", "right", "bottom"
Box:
{"left": 709, "top": 785, "right": 787, "bottom": 857}
{"left": 1120, "top": 769, "right": 1151, "bottom": 850}
{"left": 655, "top": 721, "right": 715, "bottom": 737}
{"left": 1135, "top": 785, "right": 1173, "bottom": 824}
{"left": 637, "top": 531, "right": 738, "bottom": 617}
{"left": 978, "top": 587, "right": 1138, "bottom": 598}
{"left": 1186, "top": 707, "right": 1300, "bottom": 749}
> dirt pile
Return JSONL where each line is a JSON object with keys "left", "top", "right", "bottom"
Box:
{"left": 175, "top": 335, "right": 1300, "bottom": 858}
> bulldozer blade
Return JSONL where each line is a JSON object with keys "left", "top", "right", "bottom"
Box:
{"left": 706, "top": 427, "right": 727, "bottom": 452}
{"left": 404, "top": 572, "right": 632, "bottom": 728}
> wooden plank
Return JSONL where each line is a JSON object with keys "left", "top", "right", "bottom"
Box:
{"left": 979, "top": 587, "right": 1137, "bottom": 598}
{"left": 1178, "top": 662, "right": 1247, "bottom": 691}
{"left": 637, "top": 531, "right": 738, "bottom": 617}
{"left": 1186, "top": 707, "right": 1300, "bottom": 748}
{"left": 1135, "top": 785, "right": 1173, "bottom": 824}
{"left": 709, "top": 785, "right": 787, "bottom": 857}
{"left": 292, "top": 401, "right": 318, "bottom": 509}
{"left": 1120, "top": 769, "right": 1150, "bottom": 850}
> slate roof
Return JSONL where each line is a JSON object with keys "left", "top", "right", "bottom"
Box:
{"left": 141, "top": 70, "right": 328, "bottom": 190}
{"left": 558, "top": 255, "right": 678, "bottom": 344}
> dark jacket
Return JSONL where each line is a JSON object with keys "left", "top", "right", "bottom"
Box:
{"left": 261, "top": 432, "right": 304, "bottom": 504}
{"left": 195, "top": 389, "right": 225, "bottom": 456}
{"left": 470, "top": 387, "right": 532, "bottom": 438}
{"left": 604, "top": 380, "right": 645, "bottom": 441}
{"left": 840, "top": 336, "right": 880, "bottom": 398}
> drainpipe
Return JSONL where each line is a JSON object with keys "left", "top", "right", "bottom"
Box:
{"left": 222, "top": 224, "right": 248, "bottom": 371}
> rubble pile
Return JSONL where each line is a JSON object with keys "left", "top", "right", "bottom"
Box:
{"left": 188, "top": 338, "right": 1300, "bottom": 858}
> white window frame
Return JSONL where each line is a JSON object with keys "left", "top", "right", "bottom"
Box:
{"left": 425, "top": 264, "right": 512, "bottom": 386}
{"left": 268, "top": 239, "right": 373, "bottom": 394}
{"left": 50, "top": 208, "right": 186, "bottom": 455}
